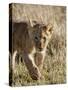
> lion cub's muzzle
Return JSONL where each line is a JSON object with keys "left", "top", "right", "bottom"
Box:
{"left": 37, "top": 42, "right": 45, "bottom": 51}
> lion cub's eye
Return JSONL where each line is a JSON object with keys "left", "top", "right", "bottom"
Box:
{"left": 43, "top": 37, "right": 46, "bottom": 41}
{"left": 35, "top": 36, "right": 38, "bottom": 41}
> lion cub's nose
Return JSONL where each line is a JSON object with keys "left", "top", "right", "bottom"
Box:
{"left": 39, "top": 47, "right": 43, "bottom": 50}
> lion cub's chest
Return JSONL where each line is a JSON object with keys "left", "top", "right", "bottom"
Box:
{"left": 28, "top": 48, "right": 45, "bottom": 66}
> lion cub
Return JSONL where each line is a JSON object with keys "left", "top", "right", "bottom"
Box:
{"left": 10, "top": 20, "right": 53, "bottom": 80}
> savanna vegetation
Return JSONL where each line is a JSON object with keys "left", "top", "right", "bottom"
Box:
{"left": 9, "top": 3, "right": 66, "bottom": 86}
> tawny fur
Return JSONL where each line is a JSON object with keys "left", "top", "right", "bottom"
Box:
{"left": 10, "top": 21, "right": 53, "bottom": 80}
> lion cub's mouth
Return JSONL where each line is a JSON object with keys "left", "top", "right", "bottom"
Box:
{"left": 37, "top": 48, "right": 43, "bottom": 52}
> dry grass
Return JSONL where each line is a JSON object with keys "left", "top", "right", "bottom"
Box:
{"left": 9, "top": 3, "right": 66, "bottom": 86}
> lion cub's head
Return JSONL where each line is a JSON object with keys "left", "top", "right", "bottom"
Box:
{"left": 28, "top": 21, "right": 53, "bottom": 52}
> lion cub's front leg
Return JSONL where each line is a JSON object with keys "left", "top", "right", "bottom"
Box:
{"left": 34, "top": 52, "right": 44, "bottom": 72}
{"left": 23, "top": 51, "right": 41, "bottom": 80}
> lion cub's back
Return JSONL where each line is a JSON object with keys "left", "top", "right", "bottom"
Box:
{"left": 12, "top": 22, "right": 33, "bottom": 53}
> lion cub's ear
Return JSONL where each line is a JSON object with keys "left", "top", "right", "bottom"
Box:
{"left": 29, "top": 19, "right": 37, "bottom": 27}
{"left": 43, "top": 24, "right": 53, "bottom": 34}
{"left": 46, "top": 24, "right": 53, "bottom": 33}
